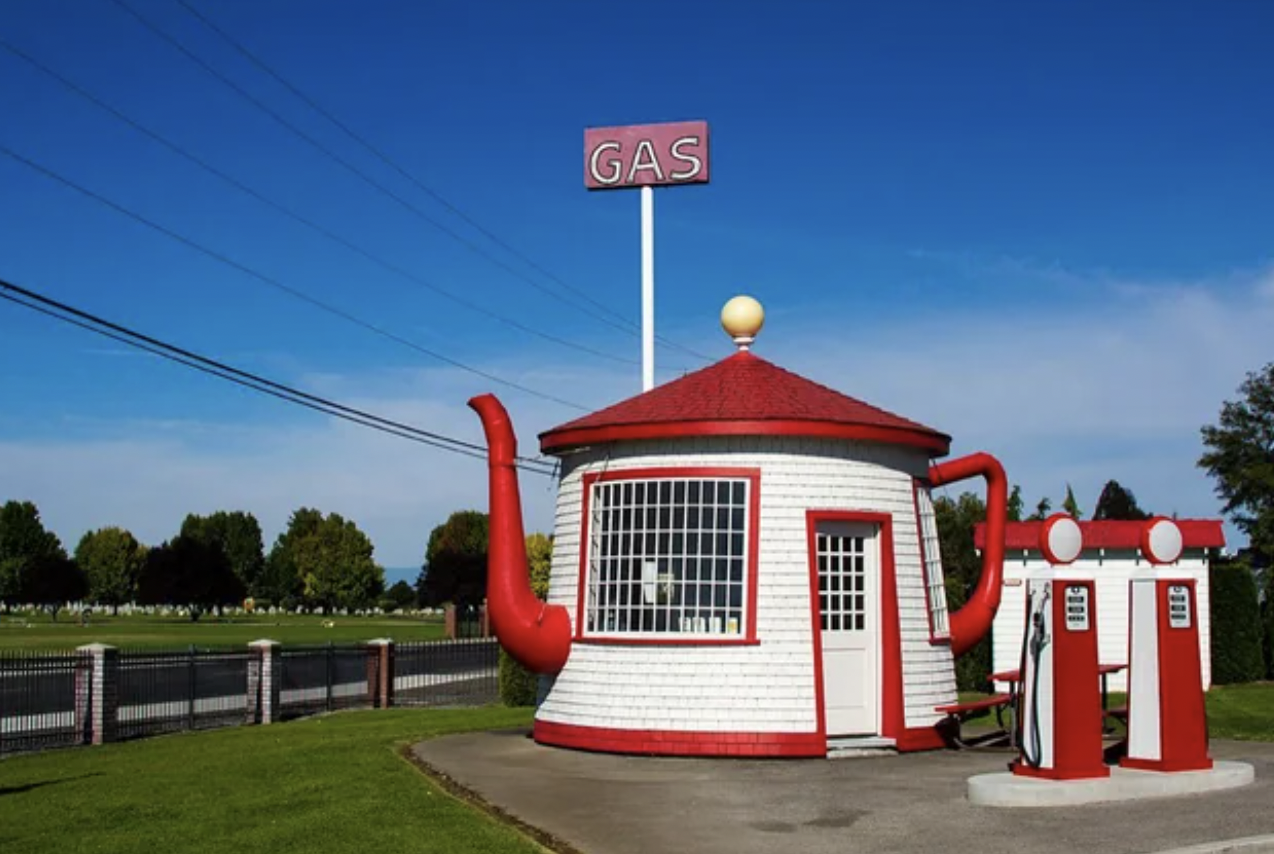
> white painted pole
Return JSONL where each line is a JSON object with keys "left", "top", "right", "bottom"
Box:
{"left": 640, "top": 184, "right": 654, "bottom": 392}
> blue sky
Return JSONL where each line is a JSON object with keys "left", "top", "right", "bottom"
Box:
{"left": 2, "top": 0, "right": 1272, "bottom": 578}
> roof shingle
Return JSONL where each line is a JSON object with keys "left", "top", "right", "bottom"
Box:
{"left": 539, "top": 351, "right": 951, "bottom": 455}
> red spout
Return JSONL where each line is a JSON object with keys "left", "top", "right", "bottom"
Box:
{"left": 928, "top": 452, "right": 1007, "bottom": 658}
{"left": 468, "top": 393, "right": 572, "bottom": 675}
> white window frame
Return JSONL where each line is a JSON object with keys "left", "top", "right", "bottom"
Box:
{"left": 914, "top": 484, "right": 952, "bottom": 641}
{"left": 581, "top": 472, "right": 755, "bottom": 640}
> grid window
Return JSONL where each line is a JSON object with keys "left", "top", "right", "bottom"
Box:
{"left": 817, "top": 532, "right": 867, "bottom": 631}
{"left": 585, "top": 476, "right": 750, "bottom": 637}
{"left": 915, "top": 487, "right": 951, "bottom": 639}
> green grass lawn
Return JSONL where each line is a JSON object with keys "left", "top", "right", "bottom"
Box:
{"left": 0, "top": 611, "right": 446, "bottom": 651}
{"left": 958, "top": 681, "right": 1274, "bottom": 742}
{"left": 0, "top": 707, "right": 540, "bottom": 854}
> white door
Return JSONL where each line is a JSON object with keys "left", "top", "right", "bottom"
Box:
{"left": 816, "top": 521, "right": 879, "bottom": 736}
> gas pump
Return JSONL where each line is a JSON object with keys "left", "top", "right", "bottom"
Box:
{"left": 1120, "top": 517, "right": 1213, "bottom": 773}
{"left": 1012, "top": 514, "right": 1110, "bottom": 780}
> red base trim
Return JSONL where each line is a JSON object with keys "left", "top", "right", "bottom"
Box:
{"left": 1119, "top": 756, "right": 1215, "bottom": 773}
{"left": 541, "top": 419, "right": 950, "bottom": 456}
{"left": 533, "top": 720, "right": 827, "bottom": 757}
{"left": 1010, "top": 760, "right": 1111, "bottom": 781}
{"left": 895, "top": 725, "right": 947, "bottom": 752}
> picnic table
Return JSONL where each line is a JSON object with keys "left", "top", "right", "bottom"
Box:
{"left": 935, "top": 663, "right": 1127, "bottom": 748}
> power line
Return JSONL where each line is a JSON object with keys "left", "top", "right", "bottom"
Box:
{"left": 171, "top": 0, "right": 714, "bottom": 364}
{"left": 109, "top": 0, "right": 705, "bottom": 362}
{"left": 0, "top": 141, "right": 591, "bottom": 412}
{"left": 0, "top": 38, "right": 640, "bottom": 370}
{"left": 0, "top": 277, "right": 557, "bottom": 476}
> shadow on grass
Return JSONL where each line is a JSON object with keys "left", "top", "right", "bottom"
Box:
{"left": 0, "top": 772, "right": 103, "bottom": 797}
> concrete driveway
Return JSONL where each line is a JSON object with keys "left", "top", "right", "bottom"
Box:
{"left": 413, "top": 729, "right": 1274, "bottom": 854}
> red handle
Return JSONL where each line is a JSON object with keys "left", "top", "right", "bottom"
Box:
{"left": 928, "top": 452, "right": 1008, "bottom": 658}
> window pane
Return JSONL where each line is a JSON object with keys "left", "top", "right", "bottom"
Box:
{"left": 585, "top": 477, "right": 753, "bottom": 637}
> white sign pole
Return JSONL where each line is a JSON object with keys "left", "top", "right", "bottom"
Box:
{"left": 641, "top": 184, "right": 655, "bottom": 392}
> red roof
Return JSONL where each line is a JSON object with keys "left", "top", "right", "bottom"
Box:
{"left": 973, "top": 519, "right": 1226, "bottom": 552}
{"left": 539, "top": 351, "right": 951, "bottom": 455}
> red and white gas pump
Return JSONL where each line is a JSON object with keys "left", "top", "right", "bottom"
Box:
{"left": 1012, "top": 513, "right": 1110, "bottom": 780}
{"left": 1120, "top": 517, "right": 1213, "bottom": 773}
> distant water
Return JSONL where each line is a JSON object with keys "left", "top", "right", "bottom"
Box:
{"left": 383, "top": 566, "right": 419, "bottom": 587}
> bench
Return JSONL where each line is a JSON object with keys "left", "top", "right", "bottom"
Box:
{"left": 934, "top": 694, "right": 1015, "bottom": 749}
{"left": 935, "top": 693, "right": 1013, "bottom": 721}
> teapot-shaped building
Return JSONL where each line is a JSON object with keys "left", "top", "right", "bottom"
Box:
{"left": 470, "top": 297, "right": 1008, "bottom": 757}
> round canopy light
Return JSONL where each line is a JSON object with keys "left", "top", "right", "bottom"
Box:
{"left": 1040, "top": 513, "right": 1083, "bottom": 565}
{"left": 1140, "top": 516, "right": 1184, "bottom": 565}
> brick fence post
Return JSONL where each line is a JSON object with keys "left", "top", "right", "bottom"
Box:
{"left": 367, "top": 639, "right": 394, "bottom": 708}
{"left": 249, "top": 640, "right": 281, "bottom": 724}
{"left": 77, "top": 643, "right": 118, "bottom": 745}
{"left": 74, "top": 647, "right": 93, "bottom": 745}
{"left": 444, "top": 604, "right": 456, "bottom": 639}
{"left": 479, "top": 599, "right": 491, "bottom": 638}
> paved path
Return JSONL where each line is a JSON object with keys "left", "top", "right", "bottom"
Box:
{"left": 414, "top": 730, "right": 1274, "bottom": 854}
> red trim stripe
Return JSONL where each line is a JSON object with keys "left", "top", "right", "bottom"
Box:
{"left": 534, "top": 720, "right": 826, "bottom": 757}
{"left": 543, "top": 419, "right": 949, "bottom": 456}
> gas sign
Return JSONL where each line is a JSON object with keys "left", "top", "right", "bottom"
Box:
{"left": 584, "top": 120, "right": 710, "bottom": 190}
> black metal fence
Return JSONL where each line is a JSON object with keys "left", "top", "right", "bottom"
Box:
{"left": 0, "top": 636, "right": 501, "bottom": 757}
{"left": 277, "top": 643, "right": 379, "bottom": 721}
{"left": 116, "top": 647, "right": 253, "bottom": 741}
{"left": 0, "top": 649, "right": 88, "bottom": 755}
{"left": 394, "top": 637, "right": 499, "bottom": 707}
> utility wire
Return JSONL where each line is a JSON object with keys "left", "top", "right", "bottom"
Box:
{"left": 171, "top": 0, "right": 713, "bottom": 364}
{"left": 0, "top": 142, "right": 590, "bottom": 412}
{"left": 0, "top": 278, "right": 557, "bottom": 476}
{"left": 0, "top": 38, "right": 639, "bottom": 369}
{"left": 109, "top": 0, "right": 707, "bottom": 363}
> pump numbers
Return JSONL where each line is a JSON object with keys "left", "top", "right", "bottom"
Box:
{"left": 1168, "top": 584, "right": 1192, "bottom": 629}
{"left": 1064, "top": 585, "right": 1090, "bottom": 631}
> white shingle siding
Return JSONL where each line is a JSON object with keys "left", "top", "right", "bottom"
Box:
{"left": 991, "top": 550, "right": 1213, "bottom": 694}
{"left": 534, "top": 436, "right": 960, "bottom": 736}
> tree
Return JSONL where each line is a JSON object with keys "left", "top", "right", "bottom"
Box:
{"left": 1026, "top": 496, "right": 1052, "bottom": 521}
{"left": 417, "top": 510, "right": 489, "bottom": 608}
{"left": 380, "top": 580, "right": 417, "bottom": 612}
{"left": 1092, "top": 480, "right": 1151, "bottom": 521}
{"left": 1198, "top": 362, "right": 1274, "bottom": 563}
{"left": 1208, "top": 557, "right": 1265, "bottom": 684}
{"left": 180, "top": 511, "right": 265, "bottom": 596}
{"left": 0, "top": 500, "right": 67, "bottom": 606}
{"left": 1062, "top": 484, "right": 1083, "bottom": 519}
{"left": 257, "top": 548, "right": 304, "bottom": 609}
{"left": 20, "top": 554, "right": 88, "bottom": 620}
{"left": 1007, "top": 485, "right": 1025, "bottom": 523}
{"left": 500, "top": 533, "right": 554, "bottom": 707}
{"left": 933, "top": 491, "right": 991, "bottom": 691}
{"left": 266, "top": 507, "right": 385, "bottom": 611}
{"left": 75, "top": 526, "right": 147, "bottom": 612}
{"left": 137, "top": 535, "right": 244, "bottom": 621}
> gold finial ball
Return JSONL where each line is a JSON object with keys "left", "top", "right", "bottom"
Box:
{"left": 721, "top": 295, "right": 764, "bottom": 349}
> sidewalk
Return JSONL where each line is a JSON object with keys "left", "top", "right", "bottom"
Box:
{"left": 413, "top": 731, "right": 1274, "bottom": 854}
